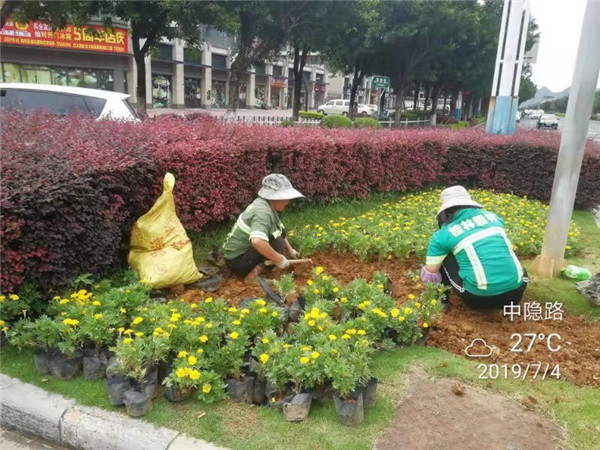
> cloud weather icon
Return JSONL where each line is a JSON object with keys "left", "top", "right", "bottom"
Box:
{"left": 464, "top": 338, "right": 494, "bottom": 358}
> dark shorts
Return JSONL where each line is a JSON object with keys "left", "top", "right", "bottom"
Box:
{"left": 440, "top": 254, "right": 528, "bottom": 309}
{"left": 225, "top": 236, "right": 286, "bottom": 277}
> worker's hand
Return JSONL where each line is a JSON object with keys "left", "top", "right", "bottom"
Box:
{"left": 421, "top": 266, "right": 442, "bottom": 284}
{"left": 288, "top": 248, "right": 300, "bottom": 259}
{"left": 276, "top": 254, "right": 290, "bottom": 269}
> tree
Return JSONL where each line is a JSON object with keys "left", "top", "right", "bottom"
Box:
{"left": 519, "top": 68, "right": 537, "bottom": 104}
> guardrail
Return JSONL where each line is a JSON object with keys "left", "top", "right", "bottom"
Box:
{"left": 378, "top": 118, "right": 432, "bottom": 128}
{"left": 218, "top": 115, "right": 321, "bottom": 126}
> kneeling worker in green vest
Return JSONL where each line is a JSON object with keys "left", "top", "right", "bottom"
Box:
{"left": 420, "top": 186, "right": 528, "bottom": 309}
{"left": 223, "top": 174, "right": 304, "bottom": 283}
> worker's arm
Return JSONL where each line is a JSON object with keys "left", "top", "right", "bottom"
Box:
{"left": 425, "top": 263, "right": 442, "bottom": 273}
{"left": 251, "top": 237, "right": 284, "bottom": 263}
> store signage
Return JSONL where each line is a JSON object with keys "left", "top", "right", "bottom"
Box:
{"left": 313, "top": 83, "right": 326, "bottom": 92}
{"left": 0, "top": 20, "right": 129, "bottom": 54}
{"left": 269, "top": 77, "right": 287, "bottom": 88}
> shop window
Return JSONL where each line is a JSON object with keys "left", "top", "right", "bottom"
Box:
{"left": 20, "top": 65, "right": 51, "bottom": 84}
{"left": 212, "top": 54, "right": 227, "bottom": 69}
{"left": 254, "top": 63, "right": 265, "bottom": 75}
{"left": 254, "top": 85, "right": 266, "bottom": 108}
{"left": 272, "top": 65, "right": 283, "bottom": 78}
{"left": 2, "top": 63, "right": 19, "bottom": 83}
{"left": 152, "top": 74, "right": 172, "bottom": 108}
{"left": 184, "top": 48, "right": 202, "bottom": 64}
{"left": 184, "top": 77, "right": 202, "bottom": 108}
{"left": 210, "top": 80, "right": 226, "bottom": 108}
{"left": 156, "top": 44, "right": 173, "bottom": 61}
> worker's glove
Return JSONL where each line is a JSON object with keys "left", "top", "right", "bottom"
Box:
{"left": 421, "top": 266, "right": 442, "bottom": 284}
{"left": 289, "top": 248, "right": 300, "bottom": 259}
{"left": 276, "top": 255, "right": 290, "bottom": 269}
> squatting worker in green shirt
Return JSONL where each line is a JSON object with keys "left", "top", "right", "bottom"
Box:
{"left": 223, "top": 174, "right": 304, "bottom": 283}
{"left": 420, "top": 186, "right": 529, "bottom": 309}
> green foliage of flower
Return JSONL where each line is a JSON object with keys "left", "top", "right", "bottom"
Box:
{"left": 273, "top": 273, "right": 296, "bottom": 302}
{"left": 111, "top": 335, "right": 170, "bottom": 382}
{"left": 290, "top": 189, "right": 580, "bottom": 260}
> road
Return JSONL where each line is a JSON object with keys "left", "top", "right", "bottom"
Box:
{"left": 0, "top": 427, "right": 67, "bottom": 450}
{"left": 518, "top": 116, "right": 600, "bottom": 142}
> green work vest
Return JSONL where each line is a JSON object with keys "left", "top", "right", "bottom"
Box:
{"left": 223, "top": 197, "right": 284, "bottom": 260}
{"left": 426, "top": 208, "right": 524, "bottom": 296}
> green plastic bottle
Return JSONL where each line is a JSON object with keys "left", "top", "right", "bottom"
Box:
{"left": 563, "top": 265, "right": 592, "bottom": 281}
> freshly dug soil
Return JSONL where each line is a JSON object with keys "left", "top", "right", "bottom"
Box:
{"left": 375, "top": 369, "right": 564, "bottom": 450}
{"left": 170, "top": 251, "right": 600, "bottom": 387}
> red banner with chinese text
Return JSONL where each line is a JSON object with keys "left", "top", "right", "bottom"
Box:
{"left": 0, "top": 20, "right": 128, "bottom": 54}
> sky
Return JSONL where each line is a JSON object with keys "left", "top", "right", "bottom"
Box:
{"left": 528, "top": 0, "right": 600, "bottom": 92}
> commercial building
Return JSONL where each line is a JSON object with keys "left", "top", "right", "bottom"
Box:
{"left": 0, "top": 19, "right": 328, "bottom": 110}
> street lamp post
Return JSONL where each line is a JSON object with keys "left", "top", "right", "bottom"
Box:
{"left": 533, "top": 0, "right": 600, "bottom": 277}
{"left": 486, "top": 0, "right": 530, "bottom": 135}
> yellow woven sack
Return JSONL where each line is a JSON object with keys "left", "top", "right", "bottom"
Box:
{"left": 128, "top": 173, "right": 201, "bottom": 288}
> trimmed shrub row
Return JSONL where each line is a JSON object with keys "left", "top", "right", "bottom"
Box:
{"left": 2, "top": 112, "right": 599, "bottom": 291}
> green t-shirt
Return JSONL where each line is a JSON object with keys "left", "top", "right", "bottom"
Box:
{"left": 426, "top": 208, "right": 524, "bottom": 296}
{"left": 223, "top": 197, "right": 284, "bottom": 260}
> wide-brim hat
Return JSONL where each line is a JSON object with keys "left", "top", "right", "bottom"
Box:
{"left": 258, "top": 174, "right": 305, "bottom": 201}
{"left": 436, "top": 186, "right": 482, "bottom": 216}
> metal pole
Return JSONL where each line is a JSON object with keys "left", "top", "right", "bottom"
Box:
{"left": 533, "top": 0, "right": 600, "bottom": 277}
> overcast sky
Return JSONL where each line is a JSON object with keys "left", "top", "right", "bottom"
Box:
{"left": 529, "top": 0, "right": 600, "bottom": 92}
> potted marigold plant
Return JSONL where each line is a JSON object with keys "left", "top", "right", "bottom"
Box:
{"left": 209, "top": 331, "right": 254, "bottom": 403}
{"left": 162, "top": 351, "right": 203, "bottom": 402}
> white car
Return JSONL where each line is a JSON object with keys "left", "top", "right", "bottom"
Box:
{"left": 0, "top": 83, "right": 139, "bottom": 121}
{"left": 516, "top": 111, "right": 521, "bottom": 122}
{"left": 537, "top": 113, "right": 559, "bottom": 130}
{"left": 530, "top": 109, "right": 544, "bottom": 119}
{"left": 317, "top": 99, "right": 375, "bottom": 117}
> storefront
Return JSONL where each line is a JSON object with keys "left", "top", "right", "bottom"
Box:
{"left": 269, "top": 76, "right": 286, "bottom": 109}
{"left": 255, "top": 76, "right": 267, "bottom": 109}
{"left": 0, "top": 19, "right": 130, "bottom": 93}
{"left": 184, "top": 76, "right": 202, "bottom": 108}
{"left": 314, "top": 81, "right": 327, "bottom": 107}
{"left": 210, "top": 73, "right": 227, "bottom": 108}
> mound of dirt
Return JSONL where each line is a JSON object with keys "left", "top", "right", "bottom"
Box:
{"left": 375, "top": 369, "right": 564, "bottom": 450}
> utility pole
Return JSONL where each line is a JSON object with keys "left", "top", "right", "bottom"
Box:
{"left": 486, "top": 0, "right": 530, "bottom": 135}
{"left": 533, "top": 0, "right": 600, "bottom": 277}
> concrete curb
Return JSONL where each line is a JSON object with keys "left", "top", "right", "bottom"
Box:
{"left": 0, "top": 374, "right": 226, "bottom": 450}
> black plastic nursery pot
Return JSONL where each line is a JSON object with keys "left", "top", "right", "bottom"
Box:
{"left": 48, "top": 350, "right": 83, "bottom": 380}
{"left": 287, "top": 296, "right": 306, "bottom": 322}
{"left": 361, "top": 378, "right": 379, "bottom": 410}
{"left": 310, "top": 383, "right": 333, "bottom": 403}
{"left": 83, "top": 351, "right": 109, "bottom": 380}
{"left": 105, "top": 375, "right": 132, "bottom": 406}
{"left": 33, "top": 348, "right": 52, "bottom": 375}
{"left": 163, "top": 383, "right": 194, "bottom": 403}
{"left": 283, "top": 393, "right": 313, "bottom": 422}
{"left": 157, "top": 359, "right": 173, "bottom": 385}
{"left": 252, "top": 378, "right": 266, "bottom": 405}
{"left": 143, "top": 365, "right": 159, "bottom": 399}
{"left": 123, "top": 387, "right": 153, "bottom": 417}
{"left": 333, "top": 392, "right": 365, "bottom": 427}
{"left": 225, "top": 376, "right": 255, "bottom": 404}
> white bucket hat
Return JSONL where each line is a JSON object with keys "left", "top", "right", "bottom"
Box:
{"left": 258, "top": 174, "right": 305, "bottom": 201}
{"left": 437, "top": 186, "right": 482, "bottom": 217}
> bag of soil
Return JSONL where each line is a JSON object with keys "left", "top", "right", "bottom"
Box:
{"left": 128, "top": 173, "right": 201, "bottom": 289}
{"left": 283, "top": 393, "right": 312, "bottom": 422}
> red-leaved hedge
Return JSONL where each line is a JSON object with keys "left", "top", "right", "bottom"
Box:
{"left": 2, "top": 112, "right": 599, "bottom": 291}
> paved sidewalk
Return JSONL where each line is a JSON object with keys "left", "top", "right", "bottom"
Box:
{"left": 0, "top": 374, "right": 226, "bottom": 450}
{"left": 1, "top": 427, "right": 67, "bottom": 450}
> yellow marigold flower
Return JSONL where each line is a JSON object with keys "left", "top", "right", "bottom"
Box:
{"left": 300, "top": 356, "right": 310, "bottom": 364}
{"left": 341, "top": 297, "right": 348, "bottom": 304}
{"left": 9, "top": 294, "right": 19, "bottom": 301}
{"left": 233, "top": 320, "right": 241, "bottom": 325}
{"left": 431, "top": 300, "right": 437, "bottom": 306}
{"left": 311, "top": 351, "right": 320, "bottom": 359}
{"left": 315, "top": 266, "right": 324, "bottom": 275}
{"left": 94, "top": 313, "right": 103, "bottom": 320}
{"left": 342, "top": 334, "right": 351, "bottom": 340}
{"left": 176, "top": 368, "right": 188, "bottom": 378}
{"left": 132, "top": 317, "right": 143, "bottom": 325}
{"left": 423, "top": 322, "right": 429, "bottom": 328}
{"left": 59, "top": 299, "right": 69, "bottom": 305}
{"left": 135, "top": 332, "right": 144, "bottom": 337}
{"left": 322, "top": 275, "right": 328, "bottom": 281}
{"left": 363, "top": 300, "right": 371, "bottom": 307}
{"left": 391, "top": 308, "right": 399, "bottom": 318}
{"left": 228, "top": 307, "right": 238, "bottom": 313}
{"left": 188, "top": 355, "right": 197, "bottom": 365}
{"left": 255, "top": 299, "right": 266, "bottom": 306}
{"left": 199, "top": 335, "right": 208, "bottom": 343}
{"left": 123, "top": 338, "right": 133, "bottom": 344}
{"left": 261, "top": 337, "right": 269, "bottom": 344}
{"left": 415, "top": 302, "right": 421, "bottom": 309}
{"left": 92, "top": 301, "right": 101, "bottom": 306}
{"left": 178, "top": 351, "right": 188, "bottom": 358}
{"left": 346, "top": 329, "right": 357, "bottom": 335}
{"left": 0, "top": 320, "right": 4, "bottom": 326}
{"left": 328, "top": 334, "right": 337, "bottom": 341}
{"left": 53, "top": 295, "right": 61, "bottom": 300}
{"left": 408, "top": 294, "right": 415, "bottom": 300}
{"left": 357, "top": 329, "right": 366, "bottom": 336}
{"left": 306, "top": 280, "right": 314, "bottom": 286}
{"left": 170, "top": 314, "right": 180, "bottom": 322}
{"left": 205, "top": 323, "right": 213, "bottom": 329}
{"left": 202, "top": 384, "right": 212, "bottom": 394}
{"left": 241, "top": 309, "right": 250, "bottom": 315}
{"left": 190, "top": 304, "right": 197, "bottom": 310}
{"left": 313, "top": 289, "right": 320, "bottom": 295}
{"left": 2, "top": 326, "right": 8, "bottom": 332}
{"left": 259, "top": 353, "right": 269, "bottom": 364}
{"left": 124, "top": 329, "right": 133, "bottom": 335}
{"left": 404, "top": 307, "right": 413, "bottom": 315}
{"left": 197, "top": 317, "right": 206, "bottom": 323}
{"left": 271, "top": 311, "right": 278, "bottom": 318}
{"left": 333, "top": 287, "right": 339, "bottom": 293}
{"left": 399, "top": 316, "right": 406, "bottom": 322}
{"left": 0, "top": 295, "right": 5, "bottom": 302}
{"left": 120, "top": 308, "right": 126, "bottom": 313}
{"left": 258, "top": 307, "right": 267, "bottom": 314}
{"left": 117, "top": 327, "right": 125, "bottom": 333}
{"left": 204, "top": 297, "right": 213, "bottom": 303}
{"left": 230, "top": 331, "right": 239, "bottom": 340}
{"left": 197, "top": 348, "right": 204, "bottom": 354}
{"left": 308, "top": 320, "right": 316, "bottom": 327}
{"left": 302, "top": 346, "right": 311, "bottom": 352}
